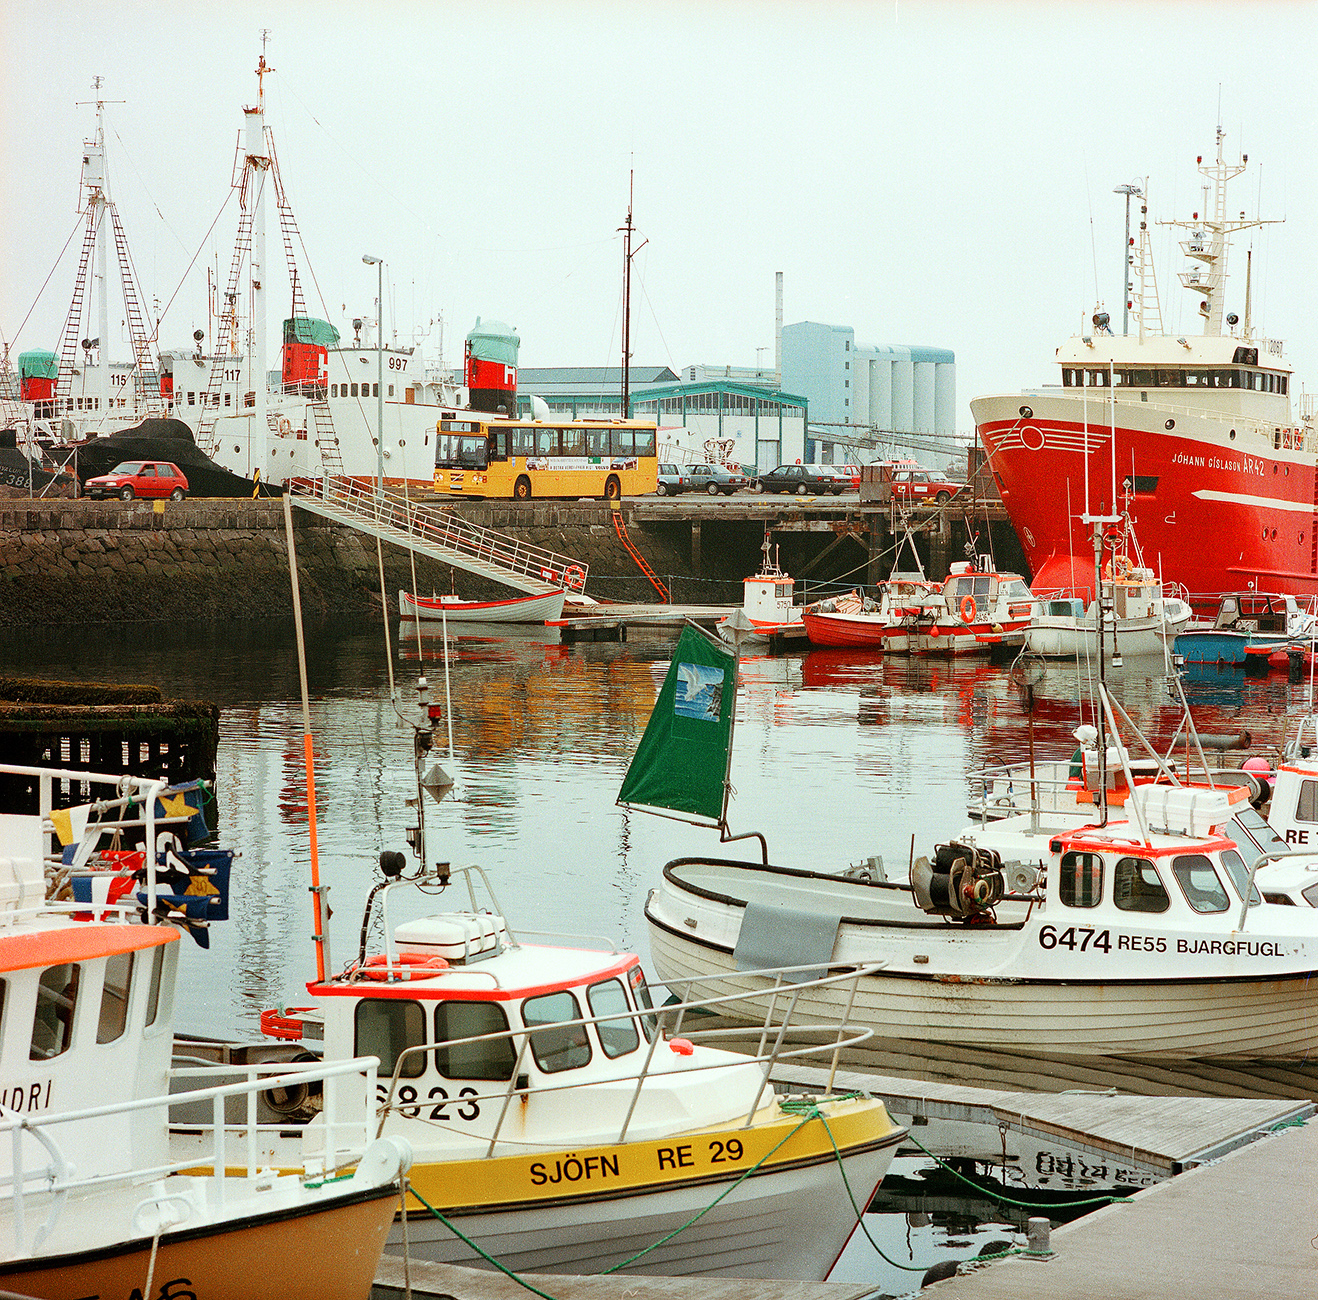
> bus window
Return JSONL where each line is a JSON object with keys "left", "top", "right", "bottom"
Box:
{"left": 512, "top": 426, "right": 536, "bottom": 457}
{"left": 561, "top": 426, "right": 584, "bottom": 456}
{"left": 536, "top": 427, "right": 559, "bottom": 456}
{"left": 611, "top": 429, "right": 635, "bottom": 457}
{"left": 490, "top": 431, "right": 509, "bottom": 461}
{"left": 586, "top": 428, "right": 609, "bottom": 457}
{"left": 435, "top": 433, "right": 488, "bottom": 469}
{"left": 634, "top": 426, "right": 656, "bottom": 455}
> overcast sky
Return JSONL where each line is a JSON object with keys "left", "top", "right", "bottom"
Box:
{"left": 3, "top": 0, "right": 1314, "bottom": 434}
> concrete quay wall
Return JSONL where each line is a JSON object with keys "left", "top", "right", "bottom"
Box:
{"left": 0, "top": 498, "right": 696, "bottom": 626}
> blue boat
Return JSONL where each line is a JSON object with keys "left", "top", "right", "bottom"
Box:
{"left": 1174, "top": 592, "right": 1314, "bottom": 665}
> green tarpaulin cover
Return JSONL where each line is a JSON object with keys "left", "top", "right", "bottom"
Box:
{"left": 616, "top": 625, "right": 737, "bottom": 826}
{"left": 466, "top": 317, "right": 520, "bottom": 366}
{"left": 19, "top": 351, "right": 58, "bottom": 379}
{"left": 283, "top": 318, "right": 341, "bottom": 348}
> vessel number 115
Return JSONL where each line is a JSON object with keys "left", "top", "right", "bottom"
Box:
{"left": 1037, "top": 925, "right": 1111, "bottom": 953}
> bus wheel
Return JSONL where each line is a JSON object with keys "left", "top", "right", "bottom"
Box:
{"left": 514, "top": 476, "right": 532, "bottom": 500}
{"left": 604, "top": 475, "right": 621, "bottom": 500}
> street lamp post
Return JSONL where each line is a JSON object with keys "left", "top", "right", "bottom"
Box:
{"left": 1113, "top": 184, "right": 1141, "bottom": 337}
{"left": 362, "top": 255, "right": 385, "bottom": 497}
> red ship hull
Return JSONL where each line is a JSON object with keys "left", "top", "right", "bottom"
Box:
{"left": 972, "top": 395, "right": 1318, "bottom": 598}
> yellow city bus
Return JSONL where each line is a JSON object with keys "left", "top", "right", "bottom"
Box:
{"left": 433, "top": 415, "right": 658, "bottom": 500}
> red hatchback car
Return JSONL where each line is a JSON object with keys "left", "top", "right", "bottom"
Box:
{"left": 85, "top": 460, "right": 189, "bottom": 501}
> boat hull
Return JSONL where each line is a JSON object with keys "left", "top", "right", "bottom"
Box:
{"left": 1026, "top": 616, "right": 1182, "bottom": 658}
{"left": 645, "top": 859, "right": 1318, "bottom": 1061}
{"left": 398, "top": 589, "right": 565, "bottom": 623}
{"left": 391, "top": 1101, "right": 901, "bottom": 1279}
{"left": 801, "top": 609, "right": 900, "bottom": 649}
{"left": 972, "top": 392, "right": 1318, "bottom": 597}
{"left": 0, "top": 1184, "right": 398, "bottom": 1300}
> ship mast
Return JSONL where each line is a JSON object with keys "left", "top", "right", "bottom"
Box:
{"left": 618, "top": 170, "right": 646, "bottom": 417}
{"left": 1160, "top": 125, "right": 1276, "bottom": 336}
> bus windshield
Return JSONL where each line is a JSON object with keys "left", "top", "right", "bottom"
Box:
{"left": 435, "top": 433, "right": 489, "bottom": 470}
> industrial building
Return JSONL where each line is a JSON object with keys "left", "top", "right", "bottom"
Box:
{"left": 780, "top": 322, "right": 958, "bottom": 466}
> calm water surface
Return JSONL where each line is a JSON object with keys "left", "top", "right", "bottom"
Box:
{"left": 2, "top": 620, "right": 1306, "bottom": 1293}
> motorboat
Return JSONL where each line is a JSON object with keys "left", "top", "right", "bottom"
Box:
{"left": 1174, "top": 591, "right": 1315, "bottom": 665}
{"left": 398, "top": 588, "right": 566, "bottom": 624}
{"left": 972, "top": 128, "right": 1315, "bottom": 599}
{"left": 644, "top": 778, "right": 1318, "bottom": 1060}
{"left": 801, "top": 574, "right": 939, "bottom": 652}
{"left": 1025, "top": 516, "right": 1192, "bottom": 658}
{"left": 716, "top": 537, "right": 806, "bottom": 645}
{"left": 909, "top": 556, "right": 1039, "bottom": 655}
{"left": 248, "top": 862, "right": 904, "bottom": 1279}
{"left": 621, "top": 627, "right": 1318, "bottom": 1063}
{"left": 0, "top": 761, "right": 409, "bottom": 1299}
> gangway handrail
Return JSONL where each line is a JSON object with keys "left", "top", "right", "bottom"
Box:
{"left": 287, "top": 476, "right": 588, "bottom": 593}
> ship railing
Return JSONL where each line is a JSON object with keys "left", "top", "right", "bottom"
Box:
{"left": 373, "top": 962, "right": 884, "bottom": 1156}
{"left": 0, "top": 1055, "right": 380, "bottom": 1257}
{"left": 968, "top": 758, "right": 1081, "bottom": 822}
{"left": 286, "top": 475, "right": 587, "bottom": 591}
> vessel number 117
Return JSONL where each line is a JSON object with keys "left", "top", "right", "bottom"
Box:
{"left": 1037, "top": 925, "right": 1111, "bottom": 953}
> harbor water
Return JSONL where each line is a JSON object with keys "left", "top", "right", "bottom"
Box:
{"left": 2, "top": 618, "right": 1311, "bottom": 1291}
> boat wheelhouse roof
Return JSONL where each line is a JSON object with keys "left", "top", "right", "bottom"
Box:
{"left": 1056, "top": 334, "right": 1290, "bottom": 371}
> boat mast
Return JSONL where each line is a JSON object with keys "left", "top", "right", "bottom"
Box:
{"left": 1161, "top": 125, "right": 1275, "bottom": 336}
{"left": 618, "top": 170, "right": 646, "bottom": 418}
{"left": 246, "top": 39, "right": 273, "bottom": 439}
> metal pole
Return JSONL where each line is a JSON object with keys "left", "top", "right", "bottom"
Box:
{"left": 363, "top": 255, "right": 385, "bottom": 500}
{"left": 1114, "top": 183, "right": 1140, "bottom": 336}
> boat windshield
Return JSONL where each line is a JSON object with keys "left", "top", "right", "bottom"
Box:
{"left": 1217, "top": 846, "right": 1263, "bottom": 906}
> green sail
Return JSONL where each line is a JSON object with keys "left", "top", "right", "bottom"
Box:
{"left": 617, "top": 625, "right": 737, "bottom": 826}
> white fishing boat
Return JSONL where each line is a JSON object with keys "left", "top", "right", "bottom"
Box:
{"left": 399, "top": 587, "right": 566, "bottom": 624}
{"left": 909, "top": 556, "right": 1039, "bottom": 655}
{"left": 716, "top": 536, "right": 805, "bottom": 645}
{"left": 621, "top": 629, "right": 1318, "bottom": 1061}
{"left": 1025, "top": 516, "right": 1192, "bottom": 658}
{"left": 0, "top": 762, "right": 409, "bottom": 1300}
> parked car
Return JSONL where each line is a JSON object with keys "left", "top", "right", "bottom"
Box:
{"left": 754, "top": 464, "right": 846, "bottom": 496}
{"left": 886, "top": 463, "right": 966, "bottom": 505}
{"left": 655, "top": 463, "right": 691, "bottom": 496}
{"left": 684, "top": 463, "right": 749, "bottom": 495}
{"left": 84, "top": 460, "right": 189, "bottom": 501}
{"left": 816, "top": 465, "right": 858, "bottom": 492}
{"left": 835, "top": 464, "right": 861, "bottom": 491}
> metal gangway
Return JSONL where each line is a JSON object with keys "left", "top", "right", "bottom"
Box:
{"left": 287, "top": 477, "right": 588, "bottom": 595}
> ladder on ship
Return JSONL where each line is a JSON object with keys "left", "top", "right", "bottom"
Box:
{"left": 610, "top": 501, "right": 669, "bottom": 600}
{"left": 287, "top": 478, "right": 588, "bottom": 596}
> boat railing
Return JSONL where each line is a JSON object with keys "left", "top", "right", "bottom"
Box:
{"left": 1, "top": 1055, "right": 380, "bottom": 1257}
{"left": 0, "top": 762, "right": 170, "bottom": 923}
{"left": 373, "top": 962, "right": 883, "bottom": 1155}
{"left": 967, "top": 758, "right": 1079, "bottom": 821}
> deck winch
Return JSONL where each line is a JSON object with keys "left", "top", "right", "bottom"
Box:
{"left": 911, "top": 841, "right": 1005, "bottom": 920}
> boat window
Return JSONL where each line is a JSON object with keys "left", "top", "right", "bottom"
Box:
{"left": 628, "top": 967, "right": 659, "bottom": 1041}
{"left": 1171, "top": 855, "right": 1230, "bottom": 913}
{"left": 1218, "top": 847, "right": 1262, "bottom": 905}
{"left": 586, "top": 979, "right": 640, "bottom": 1059}
{"left": 97, "top": 951, "right": 134, "bottom": 1044}
{"left": 1003, "top": 580, "right": 1032, "bottom": 599}
{"left": 522, "top": 991, "right": 592, "bottom": 1074}
{"left": 1112, "top": 857, "right": 1169, "bottom": 913}
{"left": 1231, "top": 808, "right": 1288, "bottom": 862}
{"left": 433, "top": 1001, "right": 517, "bottom": 1080}
{"left": 1058, "top": 851, "right": 1103, "bottom": 907}
{"left": 1296, "top": 780, "right": 1318, "bottom": 823}
{"left": 31, "top": 964, "right": 80, "bottom": 1060}
{"left": 355, "top": 999, "right": 426, "bottom": 1080}
{"left": 144, "top": 945, "right": 164, "bottom": 1027}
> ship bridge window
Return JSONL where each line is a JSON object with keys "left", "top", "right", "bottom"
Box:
{"left": 1058, "top": 851, "right": 1103, "bottom": 907}
{"left": 31, "top": 964, "right": 80, "bottom": 1060}
{"left": 586, "top": 978, "right": 640, "bottom": 1059}
{"left": 355, "top": 999, "right": 426, "bottom": 1080}
{"left": 1113, "top": 857, "right": 1169, "bottom": 913}
{"left": 1085, "top": 370, "right": 1110, "bottom": 386}
{"left": 1171, "top": 855, "right": 1230, "bottom": 913}
{"left": 523, "top": 991, "right": 592, "bottom": 1074}
{"left": 1156, "top": 369, "right": 1183, "bottom": 387}
{"left": 433, "top": 1001, "right": 517, "bottom": 1080}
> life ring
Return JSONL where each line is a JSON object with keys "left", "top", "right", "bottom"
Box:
{"left": 278, "top": 417, "right": 293, "bottom": 436}
{"left": 564, "top": 564, "right": 586, "bottom": 589}
{"left": 353, "top": 953, "right": 449, "bottom": 981}
{"left": 959, "top": 595, "right": 977, "bottom": 623}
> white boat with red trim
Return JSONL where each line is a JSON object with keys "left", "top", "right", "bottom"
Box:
{"left": 909, "top": 557, "right": 1040, "bottom": 655}
{"left": 0, "top": 762, "right": 409, "bottom": 1300}
{"left": 398, "top": 587, "right": 566, "bottom": 624}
